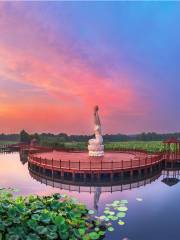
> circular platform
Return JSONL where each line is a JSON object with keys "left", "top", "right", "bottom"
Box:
{"left": 28, "top": 150, "right": 162, "bottom": 174}
{"left": 35, "top": 151, "right": 136, "bottom": 163}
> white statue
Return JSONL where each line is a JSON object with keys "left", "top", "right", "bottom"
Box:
{"left": 88, "top": 106, "right": 104, "bottom": 157}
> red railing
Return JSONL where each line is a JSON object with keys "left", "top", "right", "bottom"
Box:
{"left": 28, "top": 153, "right": 163, "bottom": 172}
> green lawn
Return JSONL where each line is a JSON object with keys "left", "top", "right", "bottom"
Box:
{"left": 0, "top": 140, "right": 167, "bottom": 153}
{"left": 41, "top": 140, "right": 166, "bottom": 153}
{"left": 104, "top": 141, "right": 164, "bottom": 153}
{"left": 63, "top": 141, "right": 165, "bottom": 153}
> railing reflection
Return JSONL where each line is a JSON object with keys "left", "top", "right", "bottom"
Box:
{"left": 28, "top": 158, "right": 180, "bottom": 192}
{"left": 28, "top": 164, "right": 161, "bottom": 193}
{"left": 27, "top": 162, "right": 180, "bottom": 211}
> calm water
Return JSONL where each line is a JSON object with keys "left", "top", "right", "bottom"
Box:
{"left": 1, "top": 152, "right": 180, "bottom": 240}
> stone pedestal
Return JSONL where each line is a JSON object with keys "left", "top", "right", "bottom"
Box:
{"left": 88, "top": 144, "right": 104, "bottom": 157}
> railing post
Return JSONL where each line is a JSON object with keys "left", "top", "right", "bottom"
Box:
{"left": 111, "top": 160, "right": 113, "bottom": 170}
{"left": 60, "top": 159, "right": 61, "bottom": 169}
{"left": 122, "top": 160, "right": 123, "bottom": 169}
{"left": 131, "top": 159, "right": 132, "bottom": 168}
{"left": 69, "top": 160, "right": 70, "bottom": 170}
{"left": 52, "top": 158, "right": 53, "bottom": 170}
{"left": 79, "top": 161, "right": 80, "bottom": 170}
{"left": 101, "top": 159, "right": 102, "bottom": 170}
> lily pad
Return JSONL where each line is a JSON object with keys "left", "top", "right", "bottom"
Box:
{"left": 120, "top": 200, "right": 128, "bottom": 204}
{"left": 113, "top": 200, "right": 120, "bottom": 204}
{"left": 89, "top": 232, "right": 99, "bottom": 239}
{"left": 95, "top": 227, "right": 100, "bottom": 232}
{"left": 88, "top": 210, "right": 95, "bottom": 215}
{"left": 117, "top": 207, "right": 128, "bottom": 212}
{"left": 104, "top": 210, "right": 110, "bottom": 215}
{"left": 107, "top": 226, "right": 114, "bottom": 232}
{"left": 105, "top": 207, "right": 110, "bottom": 210}
{"left": 118, "top": 220, "right": 125, "bottom": 225}
{"left": 111, "top": 216, "right": 118, "bottom": 221}
{"left": 99, "top": 231, "right": 105, "bottom": 236}
{"left": 117, "top": 212, "right": 126, "bottom": 218}
{"left": 108, "top": 211, "right": 115, "bottom": 215}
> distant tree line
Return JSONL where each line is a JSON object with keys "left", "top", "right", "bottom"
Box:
{"left": 1, "top": 131, "right": 180, "bottom": 144}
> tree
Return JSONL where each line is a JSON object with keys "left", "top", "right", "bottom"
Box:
{"left": 19, "top": 130, "right": 31, "bottom": 143}
{"left": 30, "top": 133, "right": 40, "bottom": 143}
{"left": 58, "top": 133, "right": 69, "bottom": 142}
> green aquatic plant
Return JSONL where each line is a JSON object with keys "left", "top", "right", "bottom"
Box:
{"left": 107, "top": 226, "right": 114, "bottom": 232}
{"left": 117, "top": 207, "right": 128, "bottom": 212}
{"left": 97, "top": 199, "right": 129, "bottom": 233}
{"left": 118, "top": 220, "right": 125, "bottom": 226}
{"left": 0, "top": 189, "right": 106, "bottom": 240}
{"left": 116, "top": 212, "right": 126, "bottom": 218}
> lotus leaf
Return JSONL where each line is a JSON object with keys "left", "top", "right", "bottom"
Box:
{"left": 0, "top": 189, "right": 106, "bottom": 240}
{"left": 107, "top": 226, "right": 114, "bottom": 232}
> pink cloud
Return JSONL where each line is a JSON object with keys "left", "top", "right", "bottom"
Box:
{"left": 0, "top": 3, "right": 152, "bottom": 133}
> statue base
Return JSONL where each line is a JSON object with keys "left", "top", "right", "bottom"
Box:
{"left": 88, "top": 150, "right": 104, "bottom": 157}
{"left": 88, "top": 144, "right": 104, "bottom": 157}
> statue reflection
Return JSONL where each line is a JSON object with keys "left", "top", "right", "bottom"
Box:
{"left": 94, "top": 187, "right": 101, "bottom": 212}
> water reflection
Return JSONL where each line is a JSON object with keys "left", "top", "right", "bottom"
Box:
{"left": 19, "top": 152, "right": 28, "bottom": 165}
{"left": 28, "top": 157, "right": 180, "bottom": 218}
{"left": 162, "top": 170, "right": 180, "bottom": 186}
{"left": 94, "top": 187, "right": 102, "bottom": 211}
{"left": 28, "top": 164, "right": 161, "bottom": 192}
{"left": 1, "top": 152, "right": 180, "bottom": 240}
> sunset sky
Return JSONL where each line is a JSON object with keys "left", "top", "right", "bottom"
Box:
{"left": 0, "top": 2, "right": 180, "bottom": 134}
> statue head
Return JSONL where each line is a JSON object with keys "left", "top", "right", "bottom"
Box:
{"left": 94, "top": 105, "right": 99, "bottom": 112}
